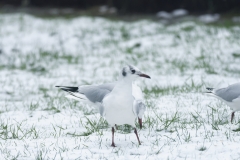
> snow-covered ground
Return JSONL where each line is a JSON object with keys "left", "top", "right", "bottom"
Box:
{"left": 0, "top": 13, "right": 240, "bottom": 159}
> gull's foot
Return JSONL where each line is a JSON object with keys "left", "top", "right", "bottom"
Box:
{"left": 111, "top": 143, "right": 116, "bottom": 147}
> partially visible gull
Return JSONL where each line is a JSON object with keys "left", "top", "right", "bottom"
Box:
{"left": 206, "top": 82, "right": 240, "bottom": 123}
{"left": 56, "top": 65, "right": 150, "bottom": 146}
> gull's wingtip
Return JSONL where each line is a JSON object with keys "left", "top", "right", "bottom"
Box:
{"left": 55, "top": 86, "right": 79, "bottom": 92}
{"left": 206, "top": 87, "right": 214, "bottom": 91}
{"left": 204, "top": 87, "right": 214, "bottom": 93}
{"left": 204, "top": 87, "right": 216, "bottom": 94}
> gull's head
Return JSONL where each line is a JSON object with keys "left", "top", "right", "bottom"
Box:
{"left": 121, "top": 65, "right": 151, "bottom": 80}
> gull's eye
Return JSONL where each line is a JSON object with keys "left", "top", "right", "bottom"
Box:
{"left": 131, "top": 69, "right": 136, "bottom": 74}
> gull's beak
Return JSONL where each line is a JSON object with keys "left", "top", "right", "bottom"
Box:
{"left": 138, "top": 73, "right": 151, "bottom": 79}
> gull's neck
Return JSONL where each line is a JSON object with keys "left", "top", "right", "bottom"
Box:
{"left": 112, "top": 76, "right": 132, "bottom": 95}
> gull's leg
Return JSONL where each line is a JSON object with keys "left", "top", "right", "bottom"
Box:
{"left": 111, "top": 127, "right": 116, "bottom": 147}
{"left": 138, "top": 118, "right": 142, "bottom": 129}
{"left": 115, "top": 124, "right": 118, "bottom": 130}
{"left": 134, "top": 128, "right": 141, "bottom": 145}
{"left": 231, "top": 112, "right": 235, "bottom": 123}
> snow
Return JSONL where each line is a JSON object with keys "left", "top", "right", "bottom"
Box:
{"left": 99, "top": 5, "right": 108, "bottom": 13}
{"left": 99, "top": 5, "right": 117, "bottom": 14}
{"left": 172, "top": 9, "right": 188, "bottom": 17}
{"left": 199, "top": 14, "right": 220, "bottom": 23}
{"left": 0, "top": 13, "right": 240, "bottom": 159}
{"left": 156, "top": 9, "right": 188, "bottom": 19}
{"left": 156, "top": 11, "right": 172, "bottom": 19}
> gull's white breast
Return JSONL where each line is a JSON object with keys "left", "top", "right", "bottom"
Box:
{"left": 103, "top": 90, "right": 136, "bottom": 127}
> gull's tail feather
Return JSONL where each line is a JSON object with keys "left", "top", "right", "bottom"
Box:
{"left": 56, "top": 86, "right": 86, "bottom": 100}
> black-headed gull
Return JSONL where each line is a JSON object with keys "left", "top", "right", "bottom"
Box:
{"left": 206, "top": 82, "right": 240, "bottom": 123}
{"left": 56, "top": 65, "right": 150, "bottom": 146}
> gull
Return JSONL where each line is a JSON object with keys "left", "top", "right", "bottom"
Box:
{"left": 56, "top": 65, "right": 150, "bottom": 146}
{"left": 206, "top": 82, "right": 240, "bottom": 123}
{"left": 56, "top": 82, "right": 145, "bottom": 128}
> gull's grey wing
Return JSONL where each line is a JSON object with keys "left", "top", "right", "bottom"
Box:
{"left": 215, "top": 83, "right": 240, "bottom": 102}
{"left": 78, "top": 82, "right": 116, "bottom": 103}
{"left": 56, "top": 82, "right": 116, "bottom": 117}
{"left": 97, "top": 82, "right": 116, "bottom": 91}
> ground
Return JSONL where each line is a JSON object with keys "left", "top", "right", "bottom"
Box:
{"left": 0, "top": 13, "right": 240, "bottom": 159}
